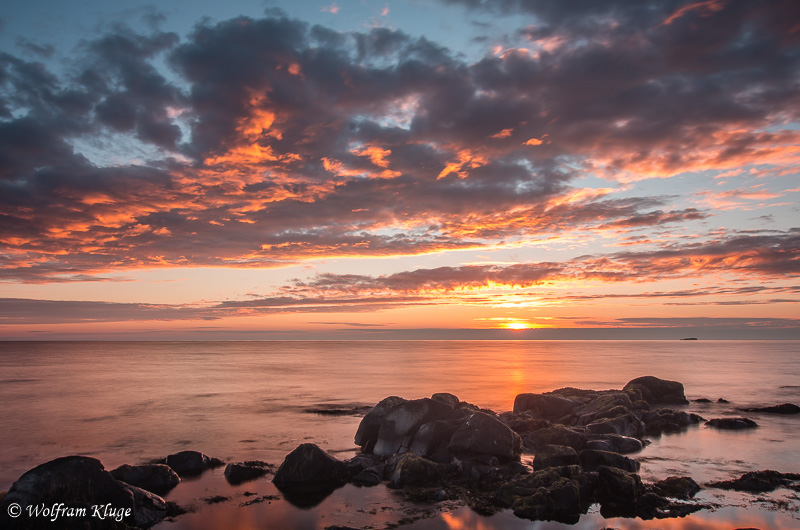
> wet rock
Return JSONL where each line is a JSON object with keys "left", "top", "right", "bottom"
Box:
{"left": 693, "top": 398, "right": 712, "bottom": 403}
{"left": 497, "top": 465, "right": 594, "bottom": 524}
{"left": 586, "top": 433, "right": 643, "bottom": 454}
{"left": 273, "top": 443, "right": 346, "bottom": 487}
{"left": 717, "top": 398, "right": 729, "bottom": 403}
{"left": 641, "top": 409, "right": 704, "bottom": 436}
{"left": 511, "top": 477, "right": 583, "bottom": 524}
{"left": 707, "top": 470, "right": 800, "bottom": 492}
{"left": 595, "top": 465, "right": 645, "bottom": 516}
{"left": 623, "top": 376, "right": 689, "bottom": 405}
{"left": 163, "top": 450, "right": 224, "bottom": 477}
{"left": 740, "top": 403, "right": 800, "bottom": 414}
{"left": 373, "top": 398, "right": 455, "bottom": 457}
{"left": 224, "top": 461, "right": 274, "bottom": 485}
{"left": 390, "top": 453, "right": 451, "bottom": 487}
{"left": 524, "top": 424, "right": 586, "bottom": 451}
{"left": 513, "top": 393, "right": 580, "bottom": 420}
{"left": 651, "top": 476, "right": 701, "bottom": 499}
{"left": 586, "top": 412, "right": 645, "bottom": 439}
{"left": 110, "top": 463, "right": 180, "bottom": 495}
{"left": 354, "top": 396, "right": 407, "bottom": 452}
{"left": 705, "top": 417, "right": 758, "bottom": 430}
{"left": 585, "top": 439, "right": 615, "bottom": 452}
{"left": 499, "top": 411, "right": 550, "bottom": 436}
{"left": 579, "top": 449, "right": 640, "bottom": 472}
{"left": 431, "top": 392, "right": 460, "bottom": 408}
{"left": 351, "top": 466, "right": 383, "bottom": 486}
{"left": 304, "top": 404, "right": 373, "bottom": 416}
{"left": 533, "top": 445, "right": 580, "bottom": 470}
{"left": 448, "top": 410, "right": 522, "bottom": 462}
{"left": 574, "top": 393, "right": 633, "bottom": 424}
{"left": 408, "top": 419, "right": 460, "bottom": 463}
{"left": 0, "top": 456, "right": 169, "bottom": 529}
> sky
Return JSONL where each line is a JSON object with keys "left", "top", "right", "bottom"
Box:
{"left": 0, "top": 0, "right": 798, "bottom": 340}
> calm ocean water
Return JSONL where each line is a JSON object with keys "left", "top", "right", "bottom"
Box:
{"left": 1, "top": 340, "right": 798, "bottom": 529}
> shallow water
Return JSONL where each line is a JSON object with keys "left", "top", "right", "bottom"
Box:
{"left": 1, "top": 340, "right": 798, "bottom": 528}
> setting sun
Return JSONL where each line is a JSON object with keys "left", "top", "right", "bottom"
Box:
{"left": 505, "top": 321, "right": 531, "bottom": 330}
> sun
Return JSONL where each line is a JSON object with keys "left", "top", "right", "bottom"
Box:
{"left": 505, "top": 321, "right": 531, "bottom": 330}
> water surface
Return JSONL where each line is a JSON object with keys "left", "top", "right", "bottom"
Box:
{"left": 1, "top": 340, "right": 798, "bottom": 528}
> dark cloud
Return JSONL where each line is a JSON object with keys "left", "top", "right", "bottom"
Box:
{"left": 0, "top": 4, "right": 798, "bottom": 284}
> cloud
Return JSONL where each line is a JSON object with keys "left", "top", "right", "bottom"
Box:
{"left": 0, "top": 5, "right": 798, "bottom": 284}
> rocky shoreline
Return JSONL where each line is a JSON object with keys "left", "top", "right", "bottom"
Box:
{"left": 1, "top": 375, "right": 798, "bottom": 528}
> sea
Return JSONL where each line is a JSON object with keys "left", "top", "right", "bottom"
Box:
{"left": 1, "top": 340, "right": 798, "bottom": 529}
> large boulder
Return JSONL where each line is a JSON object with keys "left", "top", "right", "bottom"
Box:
{"left": 448, "top": 411, "right": 522, "bottom": 462}
{"left": 272, "top": 443, "right": 346, "bottom": 487}
{"left": 0, "top": 456, "right": 169, "bottom": 529}
{"left": 354, "top": 396, "right": 407, "bottom": 452}
{"left": 110, "top": 464, "right": 180, "bottom": 495}
{"left": 623, "top": 376, "right": 688, "bottom": 405}
{"left": 513, "top": 393, "right": 580, "bottom": 420}
{"left": 163, "top": 450, "right": 224, "bottom": 477}
{"left": 408, "top": 420, "right": 461, "bottom": 463}
{"left": 373, "top": 398, "right": 455, "bottom": 456}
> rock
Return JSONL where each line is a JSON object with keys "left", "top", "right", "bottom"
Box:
{"left": 705, "top": 417, "right": 758, "bottom": 430}
{"left": 373, "top": 398, "right": 455, "bottom": 456}
{"left": 586, "top": 412, "right": 645, "bottom": 439}
{"left": 623, "top": 376, "right": 688, "bottom": 405}
{"left": 595, "top": 465, "right": 645, "bottom": 516}
{"left": 354, "top": 396, "right": 407, "bottom": 452}
{"left": 579, "top": 449, "right": 640, "bottom": 472}
{"left": 524, "top": 424, "right": 585, "bottom": 450}
{"left": 448, "top": 410, "right": 522, "bottom": 462}
{"left": 585, "top": 439, "right": 615, "bottom": 452}
{"left": 574, "top": 393, "right": 633, "bottom": 424}
{"left": 497, "top": 465, "right": 594, "bottom": 524}
{"left": 651, "top": 476, "right": 701, "bottom": 499}
{"left": 511, "top": 477, "right": 583, "bottom": 524}
{"left": 163, "top": 450, "right": 224, "bottom": 477}
{"left": 351, "top": 466, "right": 383, "bottom": 487}
{"left": 740, "top": 403, "right": 800, "bottom": 414}
{"left": 693, "top": 398, "right": 712, "bottom": 403}
{"left": 499, "top": 412, "right": 550, "bottom": 436}
{"left": 431, "top": 392, "right": 460, "bottom": 408}
{"left": 717, "top": 398, "right": 729, "bottom": 403}
{"left": 533, "top": 445, "right": 580, "bottom": 470}
{"left": 586, "top": 433, "right": 643, "bottom": 454}
{"left": 110, "top": 464, "right": 180, "bottom": 495}
{"left": 641, "top": 408, "right": 704, "bottom": 436}
{"left": 273, "top": 443, "right": 346, "bottom": 487}
{"left": 408, "top": 420, "right": 460, "bottom": 463}
{"left": 707, "top": 470, "right": 800, "bottom": 492}
{"left": 390, "top": 453, "right": 447, "bottom": 487}
{"left": 513, "top": 393, "right": 580, "bottom": 420}
{"left": 0, "top": 456, "right": 169, "bottom": 529}
{"left": 224, "top": 461, "right": 274, "bottom": 485}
